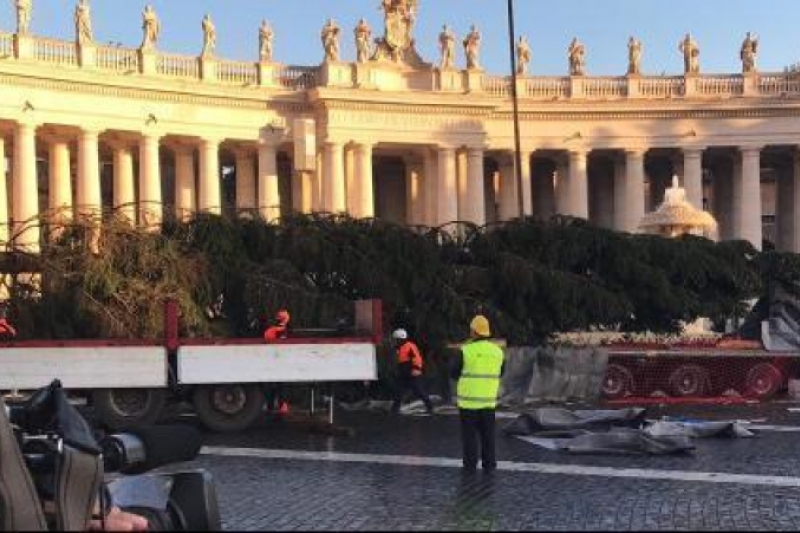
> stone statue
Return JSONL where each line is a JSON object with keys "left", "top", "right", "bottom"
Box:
{"left": 372, "top": 0, "right": 422, "bottom": 65}
{"left": 16, "top": 0, "right": 32, "bottom": 35}
{"left": 679, "top": 33, "right": 700, "bottom": 74}
{"left": 259, "top": 20, "right": 274, "bottom": 63}
{"left": 74, "top": 0, "right": 92, "bottom": 46}
{"left": 463, "top": 24, "right": 481, "bottom": 71}
{"left": 201, "top": 14, "right": 216, "bottom": 57}
{"left": 354, "top": 18, "right": 372, "bottom": 63}
{"left": 568, "top": 37, "right": 585, "bottom": 76}
{"left": 516, "top": 35, "right": 531, "bottom": 76}
{"left": 627, "top": 36, "right": 642, "bottom": 75}
{"left": 140, "top": 5, "right": 160, "bottom": 50}
{"left": 741, "top": 32, "right": 758, "bottom": 73}
{"left": 321, "top": 18, "right": 340, "bottom": 62}
{"left": 439, "top": 24, "right": 456, "bottom": 70}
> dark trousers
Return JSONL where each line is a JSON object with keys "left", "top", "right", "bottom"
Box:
{"left": 391, "top": 375, "right": 433, "bottom": 413}
{"left": 459, "top": 409, "right": 497, "bottom": 470}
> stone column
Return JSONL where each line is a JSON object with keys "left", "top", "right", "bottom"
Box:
{"left": 497, "top": 155, "right": 518, "bottom": 221}
{"left": 622, "top": 149, "right": 646, "bottom": 233}
{"left": 345, "top": 145, "right": 356, "bottom": 215}
{"left": 354, "top": 143, "right": 374, "bottom": 219}
{"left": 436, "top": 147, "right": 458, "bottom": 225}
{"left": 257, "top": 138, "right": 280, "bottom": 222}
{"left": 139, "top": 134, "right": 163, "bottom": 226}
{"left": 793, "top": 152, "right": 800, "bottom": 252}
{"left": 463, "top": 147, "right": 486, "bottom": 225}
{"left": 683, "top": 148, "right": 704, "bottom": 209}
{"left": 323, "top": 141, "right": 346, "bottom": 213}
{"left": 567, "top": 150, "right": 589, "bottom": 219}
{"left": 0, "top": 138, "right": 9, "bottom": 244}
{"left": 776, "top": 164, "right": 793, "bottom": 252}
{"left": 173, "top": 145, "right": 195, "bottom": 222}
{"left": 423, "top": 148, "right": 438, "bottom": 227}
{"left": 521, "top": 152, "right": 533, "bottom": 217}
{"left": 612, "top": 154, "right": 626, "bottom": 231}
{"left": 456, "top": 150, "right": 468, "bottom": 221}
{"left": 12, "top": 122, "right": 40, "bottom": 251}
{"left": 554, "top": 156, "right": 569, "bottom": 215}
{"left": 48, "top": 139, "right": 72, "bottom": 223}
{"left": 235, "top": 150, "right": 257, "bottom": 214}
{"left": 737, "top": 146, "right": 762, "bottom": 249}
{"left": 198, "top": 138, "right": 220, "bottom": 215}
{"left": 405, "top": 157, "right": 425, "bottom": 225}
{"left": 113, "top": 144, "right": 136, "bottom": 222}
{"left": 77, "top": 129, "right": 102, "bottom": 218}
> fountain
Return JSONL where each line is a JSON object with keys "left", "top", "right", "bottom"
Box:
{"left": 638, "top": 175, "right": 717, "bottom": 239}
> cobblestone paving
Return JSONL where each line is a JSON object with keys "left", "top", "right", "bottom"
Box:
{"left": 187, "top": 404, "right": 800, "bottom": 531}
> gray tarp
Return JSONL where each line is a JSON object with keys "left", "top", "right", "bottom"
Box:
{"left": 506, "top": 408, "right": 755, "bottom": 455}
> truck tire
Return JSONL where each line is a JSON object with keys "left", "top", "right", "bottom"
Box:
{"left": 193, "top": 384, "right": 265, "bottom": 433}
{"left": 93, "top": 388, "right": 167, "bottom": 431}
{"left": 668, "top": 365, "right": 710, "bottom": 397}
{"left": 744, "top": 363, "right": 783, "bottom": 400}
{"left": 602, "top": 364, "right": 634, "bottom": 399}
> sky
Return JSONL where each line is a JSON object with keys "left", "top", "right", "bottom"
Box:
{"left": 0, "top": 0, "right": 798, "bottom": 76}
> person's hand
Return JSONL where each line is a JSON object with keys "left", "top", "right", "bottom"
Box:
{"left": 89, "top": 507, "right": 149, "bottom": 532}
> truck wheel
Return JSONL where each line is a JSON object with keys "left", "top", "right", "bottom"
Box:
{"left": 93, "top": 388, "right": 167, "bottom": 431}
{"left": 745, "top": 363, "right": 783, "bottom": 400}
{"left": 602, "top": 364, "right": 634, "bottom": 399}
{"left": 668, "top": 365, "right": 710, "bottom": 397}
{"left": 193, "top": 384, "right": 265, "bottom": 433}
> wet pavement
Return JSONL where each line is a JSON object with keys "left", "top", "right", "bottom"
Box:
{"left": 183, "top": 402, "right": 800, "bottom": 531}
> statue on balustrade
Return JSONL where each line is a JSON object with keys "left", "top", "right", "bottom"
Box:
{"left": 372, "top": 0, "right": 423, "bottom": 66}
{"left": 140, "top": 5, "right": 160, "bottom": 50}
{"left": 201, "top": 14, "right": 216, "bottom": 57}
{"left": 679, "top": 33, "right": 700, "bottom": 74}
{"left": 568, "top": 37, "right": 585, "bottom": 76}
{"left": 439, "top": 24, "right": 456, "bottom": 70}
{"left": 516, "top": 35, "right": 531, "bottom": 76}
{"left": 627, "top": 36, "right": 642, "bottom": 75}
{"left": 354, "top": 18, "right": 372, "bottom": 63}
{"left": 16, "top": 0, "right": 32, "bottom": 35}
{"left": 259, "top": 20, "right": 274, "bottom": 63}
{"left": 740, "top": 32, "right": 758, "bottom": 73}
{"left": 74, "top": 0, "right": 92, "bottom": 45}
{"left": 321, "top": 18, "right": 340, "bottom": 62}
{"left": 463, "top": 24, "right": 482, "bottom": 71}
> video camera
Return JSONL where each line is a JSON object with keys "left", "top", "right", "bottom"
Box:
{"left": 1, "top": 380, "right": 221, "bottom": 531}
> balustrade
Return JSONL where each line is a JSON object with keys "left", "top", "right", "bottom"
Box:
{"left": 216, "top": 60, "right": 259, "bottom": 85}
{"left": 34, "top": 37, "right": 78, "bottom": 66}
{"left": 694, "top": 75, "right": 743, "bottom": 97}
{"left": 0, "top": 32, "right": 12, "bottom": 58}
{"left": 759, "top": 74, "right": 800, "bottom": 96}
{"left": 483, "top": 76, "right": 510, "bottom": 97}
{"left": 523, "top": 77, "right": 569, "bottom": 99}
{"left": 638, "top": 77, "right": 684, "bottom": 98}
{"left": 583, "top": 77, "right": 627, "bottom": 98}
{"left": 97, "top": 46, "right": 139, "bottom": 72}
{"left": 157, "top": 53, "right": 200, "bottom": 78}
{"left": 276, "top": 66, "right": 319, "bottom": 90}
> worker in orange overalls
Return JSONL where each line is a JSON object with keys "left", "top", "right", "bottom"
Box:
{"left": 264, "top": 309, "right": 290, "bottom": 343}
{"left": 390, "top": 329, "right": 434, "bottom": 415}
{"left": 263, "top": 309, "right": 291, "bottom": 414}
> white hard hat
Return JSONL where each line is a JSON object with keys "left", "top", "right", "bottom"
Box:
{"left": 392, "top": 329, "right": 408, "bottom": 340}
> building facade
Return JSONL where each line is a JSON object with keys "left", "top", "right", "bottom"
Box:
{"left": 0, "top": 2, "right": 798, "bottom": 253}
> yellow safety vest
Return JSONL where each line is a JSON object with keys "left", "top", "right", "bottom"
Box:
{"left": 457, "top": 339, "right": 504, "bottom": 410}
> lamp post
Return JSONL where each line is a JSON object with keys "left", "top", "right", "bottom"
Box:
{"left": 507, "top": 0, "right": 525, "bottom": 218}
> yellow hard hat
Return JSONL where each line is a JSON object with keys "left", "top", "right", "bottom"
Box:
{"left": 470, "top": 315, "right": 491, "bottom": 337}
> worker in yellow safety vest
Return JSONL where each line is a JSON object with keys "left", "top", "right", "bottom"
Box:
{"left": 451, "top": 315, "right": 505, "bottom": 472}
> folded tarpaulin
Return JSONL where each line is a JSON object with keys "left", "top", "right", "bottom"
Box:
{"left": 644, "top": 419, "right": 755, "bottom": 438}
{"left": 502, "top": 407, "right": 648, "bottom": 436}
{"left": 516, "top": 428, "right": 695, "bottom": 455}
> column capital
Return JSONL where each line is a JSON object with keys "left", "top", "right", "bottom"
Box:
{"left": 682, "top": 146, "right": 705, "bottom": 157}
{"left": 740, "top": 144, "right": 764, "bottom": 155}
{"left": 624, "top": 147, "right": 648, "bottom": 158}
